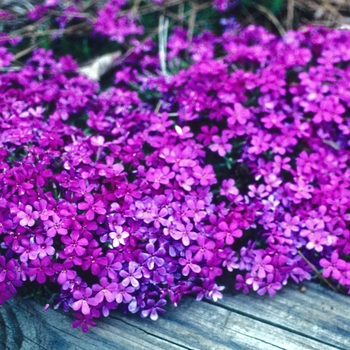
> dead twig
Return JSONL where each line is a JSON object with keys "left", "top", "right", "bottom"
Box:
{"left": 187, "top": 4, "right": 197, "bottom": 42}
{"left": 131, "top": 0, "right": 142, "bottom": 17}
{"left": 254, "top": 4, "right": 286, "bottom": 36}
{"left": 13, "top": 40, "right": 44, "bottom": 60}
{"left": 287, "top": 0, "right": 295, "bottom": 30}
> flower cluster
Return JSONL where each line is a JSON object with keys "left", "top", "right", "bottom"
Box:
{"left": 0, "top": 39, "right": 228, "bottom": 333}
{"left": 0, "top": 0, "right": 349, "bottom": 333}
{"left": 143, "top": 24, "right": 349, "bottom": 297}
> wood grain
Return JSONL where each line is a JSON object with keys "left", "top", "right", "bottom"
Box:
{"left": 216, "top": 282, "right": 350, "bottom": 350}
{"left": 0, "top": 282, "right": 348, "bottom": 350}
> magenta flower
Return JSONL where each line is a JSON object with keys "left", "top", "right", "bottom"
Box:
{"left": 197, "top": 125, "right": 219, "bottom": 146}
{"left": 115, "top": 182, "right": 141, "bottom": 203}
{"left": 235, "top": 274, "right": 250, "bottom": 294}
{"left": 27, "top": 256, "right": 54, "bottom": 284}
{"left": 72, "top": 312, "right": 96, "bottom": 333}
{"left": 17, "top": 205, "right": 39, "bottom": 227}
{"left": 146, "top": 166, "right": 175, "bottom": 190}
{"left": 306, "top": 231, "right": 328, "bottom": 252}
{"left": 220, "top": 179, "right": 239, "bottom": 198}
{"left": 257, "top": 274, "right": 282, "bottom": 297}
{"left": 98, "top": 252, "right": 122, "bottom": 280}
{"left": 53, "top": 263, "right": 76, "bottom": 285}
{"left": 59, "top": 204, "right": 83, "bottom": 230}
{"left": 78, "top": 194, "right": 106, "bottom": 221}
{"left": 226, "top": 103, "right": 251, "bottom": 126}
{"left": 92, "top": 277, "right": 118, "bottom": 303}
{"left": 215, "top": 221, "right": 242, "bottom": 245}
{"left": 72, "top": 288, "right": 98, "bottom": 315}
{"left": 192, "top": 165, "right": 217, "bottom": 186}
{"left": 289, "top": 178, "right": 313, "bottom": 201}
{"left": 0, "top": 212, "right": 13, "bottom": 234}
{"left": 190, "top": 236, "right": 215, "bottom": 262}
{"left": 36, "top": 235, "right": 55, "bottom": 259}
{"left": 44, "top": 214, "right": 67, "bottom": 236}
{"left": 209, "top": 134, "right": 232, "bottom": 157}
{"left": 81, "top": 248, "right": 107, "bottom": 276}
{"left": 320, "top": 252, "right": 347, "bottom": 280}
{"left": 33, "top": 199, "right": 54, "bottom": 221}
{"left": 245, "top": 272, "right": 262, "bottom": 292}
{"left": 0, "top": 257, "right": 17, "bottom": 282}
{"left": 176, "top": 169, "right": 194, "bottom": 192}
{"left": 61, "top": 230, "right": 89, "bottom": 256}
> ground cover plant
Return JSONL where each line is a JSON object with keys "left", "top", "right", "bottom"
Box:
{"left": 0, "top": 0, "right": 349, "bottom": 332}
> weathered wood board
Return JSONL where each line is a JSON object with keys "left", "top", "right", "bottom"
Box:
{"left": 0, "top": 282, "right": 349, "bottom": 350}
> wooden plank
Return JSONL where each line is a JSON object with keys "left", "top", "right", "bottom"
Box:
{"left": 0, "top": 282, "right": 347, "bottom": 349}
{"left": 3, "top": 296, "right": 186, "bottom": 350}
{"left": 216, "top": 282, "right": 350, "bottom": 350}
{"left": 110, "top": 298, "right": 284, "bottom": 350}
{"left": 111, "top": 296, "right": 336, "bottom": 350}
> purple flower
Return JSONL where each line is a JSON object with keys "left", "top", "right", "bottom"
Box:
{"left": 179, "top": 250, "right": 201, "bottom": 276}
{"left": 139, "top": 243, "right": 165, "bottom": 270}
{"left": 98, "top": 252, "right": 122, "bottom": 280}
{"left": 246, "top": 272, "right": 262, "bottom": 292}
{"left": 235, "top": 274, "right": 250, "bottom": 294}
{"left": 141, "top": 299, "right": 166, "bottom": 321}
{"left": 0, "top": 211, "right": 13, "bottom": 234}
{"left": 115, "top": 285, "right": 134, "bottom": 304}
{"left": 280, "top": 214, "right": 300, "bottom": 237}
{"left": 186, "top": 199, "right": 207, "bottom": 223}
{"left": 146, "top": 166, "right": 175, "bottom": 190}
{"left": 109, "top": 226, "right": 129, "bottom": 248}
{"left": 190, "top": 236, "right": 215, "bottom": 262}
{"left": 252, "top": 254, "right": 274, "bottom": 279}
{"left": 226, "top": 103, "right": 251, "bottom": 126}
{"left": 72, "top": 312, "right": 96, "bottom": 333}
{"left": 119, "top": 262, "right": 143, "bottom": 288}
{"left": 171, "top": 223, "right": 197, "bottom": 246}
{"left": 192, "top": 165, "right": 216, "bottom": 186}
{"left": 197, "top": 126, "right": 219, "bottom": 146}
{"left": 257, "top": 274, "right": 282, "bottom": 297}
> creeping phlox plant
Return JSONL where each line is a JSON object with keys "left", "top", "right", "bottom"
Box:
{"left": 0, "top": 0, "right": 349, "bottom": 333}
